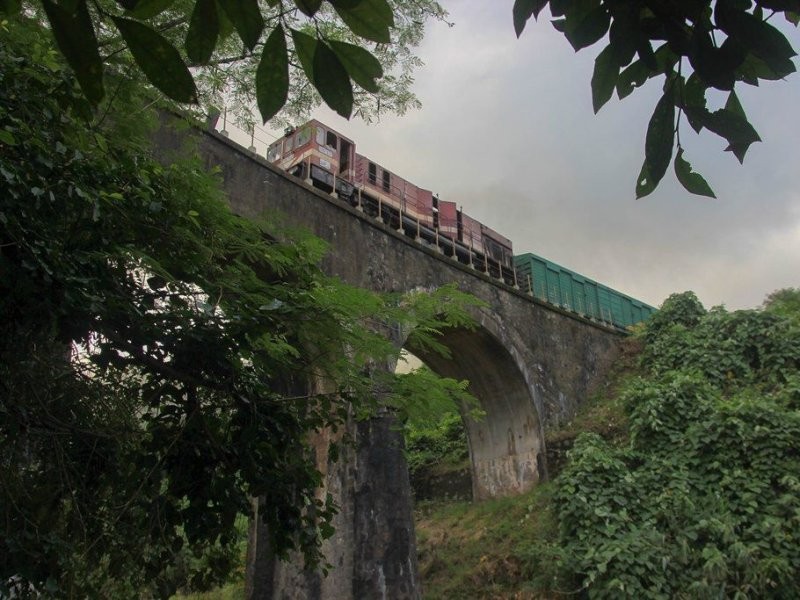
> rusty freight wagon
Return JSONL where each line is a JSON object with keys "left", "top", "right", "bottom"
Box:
{"left": 514, "top": 252, "right": 656, "bottom": 329}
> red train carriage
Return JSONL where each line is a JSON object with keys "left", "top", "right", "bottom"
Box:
{"left": 267, "top": 120, "right": 516, "bottom": 284}
{"left": 352, "top": 153, "right": 434, "bottom": 229}
{"left": 267, "top": 119, "right": 357, "bottom": 198}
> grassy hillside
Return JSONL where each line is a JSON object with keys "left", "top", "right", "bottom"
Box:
{"left": 415, "top": 487, "right": 557, "bottom": 599}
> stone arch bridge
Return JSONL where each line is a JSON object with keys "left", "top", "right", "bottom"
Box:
{"left": 155, "top": 120, "right": 622, "bottom": 600}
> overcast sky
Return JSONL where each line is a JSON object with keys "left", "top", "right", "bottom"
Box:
{"left": 262, "top": 1, "right": 800, "bottom": 310}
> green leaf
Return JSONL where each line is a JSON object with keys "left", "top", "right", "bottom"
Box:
{"left": 703, "top": 107, "right": 761, "bottom": 163}
{"left": 608, "top": 11, "right": 639, "bottom": 67}
{"left": 332, "top": 0, "right": 393, "bottom": 44}
{"left": 754, "top": 0, "right": 798, "bottom": 10}
{"left": 636, "top": 39, "right": 658, "bottom": 70}
{"left": 328, "top": 40, "right": 383, "bottom": 93}
{"left": 216, "top": 4, "right": 235, "bottom": 40}
{"left": 684, "top": 73, "right": 707, "bottom": 108}
{"left": 256, "top": 25, "right": 289, "bottom": 123}
{"left": 564, "top": 4, "right": 610, "bottom": 51}
{"left": 295, "top": 0, "right": 322, "bottom": 17}
{"left": 126, "top": 0, "right": 175, "bottom": 19}
{"left": 616, "top": 58, "right": 650, "bottom": 99}
{"left": 725, "top": 90, "right": 745, "bottom": 118}
{"left": 683, "top": 74, "right": 707, "bottom": 133}
{"left": 288, "top": 29, "right": 354, "bottom": 117}
{"left": 550, "top": 0, "right": 568, "bottom": 17}
{"left": 313, "top": 42, "right": 353, "bottom": 118}
{"left": 186, "top": 0, "right": 219, "bottom": 65}
{"left": 592, "top": 44, "right": 619, "bottom": 113}
{"left": 688, "top": 29, "right": 739, "bottom": 90}
{"left": 717, "top": 3, "right": 797, "bottom": 75}
{"left": 0, "top": 129, "right": 17, "bottom": 146}
{"left": 635, "top": 161, "right": 656, "bottom": 199}
{"left": 217, "top": 0, "right": 264, "bottom": 50}
{"left": 41, "top": 0, "right": 104, "bottom": 104}
{"left": 674, "top": 148, "right": 716, "bottom": 198}
{"left": 513, "top": 0, "right": 547, "bottom": 37}
{"left": 290, "top": 28, "right": 317, "bottom": 82}
{"left": 112, "top": 16, "right": 197, "bottom": 103}
{"left": 737, "top": 52, "right": 789, "bottom": 82}
{"left": 637, "top": 91, "right": 675, "bottom": 197}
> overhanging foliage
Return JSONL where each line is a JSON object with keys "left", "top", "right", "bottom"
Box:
{"left": 515, "top": 0, "right": 799, "bottom": 198}
{"left": 0, "top": 0, "right": 448, "bottom": 126}
{"left": 549, "top": 291, "right": 800, "bottom": 597}
{"left": 0, "top": 19, "right": 480, "bottom": 597}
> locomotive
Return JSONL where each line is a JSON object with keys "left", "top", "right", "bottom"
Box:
{"left": 266, "top": 120, "right": 655, "bottom": 330}
{"left": 266, "top": 120, "right": 515, "bottom": 283}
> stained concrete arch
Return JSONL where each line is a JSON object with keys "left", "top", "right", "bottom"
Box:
{"left": 406, "top": 309, "right": 546, "bottom": 500}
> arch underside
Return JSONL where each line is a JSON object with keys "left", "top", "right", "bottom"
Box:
{"left": 407, "top": 326, "right": 544, "bottom": 501}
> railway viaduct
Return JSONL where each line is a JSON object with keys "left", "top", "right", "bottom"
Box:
{"left": 154, "top": 119, "right": 623, "bottom": 600}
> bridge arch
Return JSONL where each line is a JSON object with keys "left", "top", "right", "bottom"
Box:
{"left": 405, "top": 308, "right": 546, "bottom": 500}
{"left": 155, "top": 120, "right": 625, "bottom": 599}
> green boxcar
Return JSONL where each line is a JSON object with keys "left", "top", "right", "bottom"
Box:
{"left": 514, "top": 252, "right": 656, "bottom": 330}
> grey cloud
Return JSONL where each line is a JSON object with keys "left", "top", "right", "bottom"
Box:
{"left": 309, "top": 2, "right": 800, "bottom": 310}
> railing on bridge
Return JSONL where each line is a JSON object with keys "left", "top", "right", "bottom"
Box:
{"left": 206, "top": 109, "right": 651, "bottom": 332}
{"left": 208, "top": 110, "right": 518, "bottom": 288}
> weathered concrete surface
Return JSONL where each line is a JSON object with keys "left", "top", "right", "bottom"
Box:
{"left": 244, "top": 410, "right": 419, "bottom": 600}
{"left": 154, "top": 117, "right": 622, "bottom": 598}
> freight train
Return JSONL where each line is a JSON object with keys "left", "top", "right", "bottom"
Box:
{"left": 265, "top": 119, "right": 655, "bottom": 330}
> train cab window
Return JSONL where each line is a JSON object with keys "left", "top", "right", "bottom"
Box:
{"left": 382, "top": 169, "right": 391, "bottom": 193}
{"left": 267, "top": 142, "right": 281, "bottom": 162}
{"left": 316, "top": 127, "right": 325, "bottom": 145}
{"left": 296, "top": 126, "right": 311, "bottom": 147}
{"left": 339, "top": 139, "right": 352, "bottom": 174}
{"left": 326, "top": 131, "right": 338, "bottom": 149}
{"left": 368, "top": 162, "right": 377, "bottom": 184}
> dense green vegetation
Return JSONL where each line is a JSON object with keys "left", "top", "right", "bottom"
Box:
{"left": 0, "top": 0, "right": 447, "bottom": 126}
{"left": 551, "top": 291, "right": 800, "bottom": 597}
{"left": 399, "top": 363, "right": 477, "bottom": 480}
{"left": 0, "top": 18, "right": 478, "bottom": 598}
{"left": 414, "top": 290, "right": 800, "bottom": 598}
{"left": 405, "top": 411, "right": 469, "bottom": 479}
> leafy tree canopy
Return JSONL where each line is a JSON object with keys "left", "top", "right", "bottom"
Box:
{"left": 0, "top": 18, "right": 479, "bottom": 597}
{"left": 514, "top": 0, "right": 799, "bottom": 198}
{"left": 763, "top": 287, "right": 800, "bottom": 326}
{"left": 0, "top": 0, "right": 448, "bottom": 126}
{"left": 549, "top": 291, "right": 800, "bottom": 597}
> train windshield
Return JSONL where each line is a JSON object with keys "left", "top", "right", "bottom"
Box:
{"left": 296, "top": 126, "right": 312, "bottom": 147}
{"left": 267, "top": 142, "right": 281, "bottom": 162}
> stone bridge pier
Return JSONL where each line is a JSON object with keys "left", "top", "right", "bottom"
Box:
{"left": 246, "top": 407, "right": 419, "bottom": 599}
{"left": 154, "top": 119, "right": 623, "bottom": 599}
